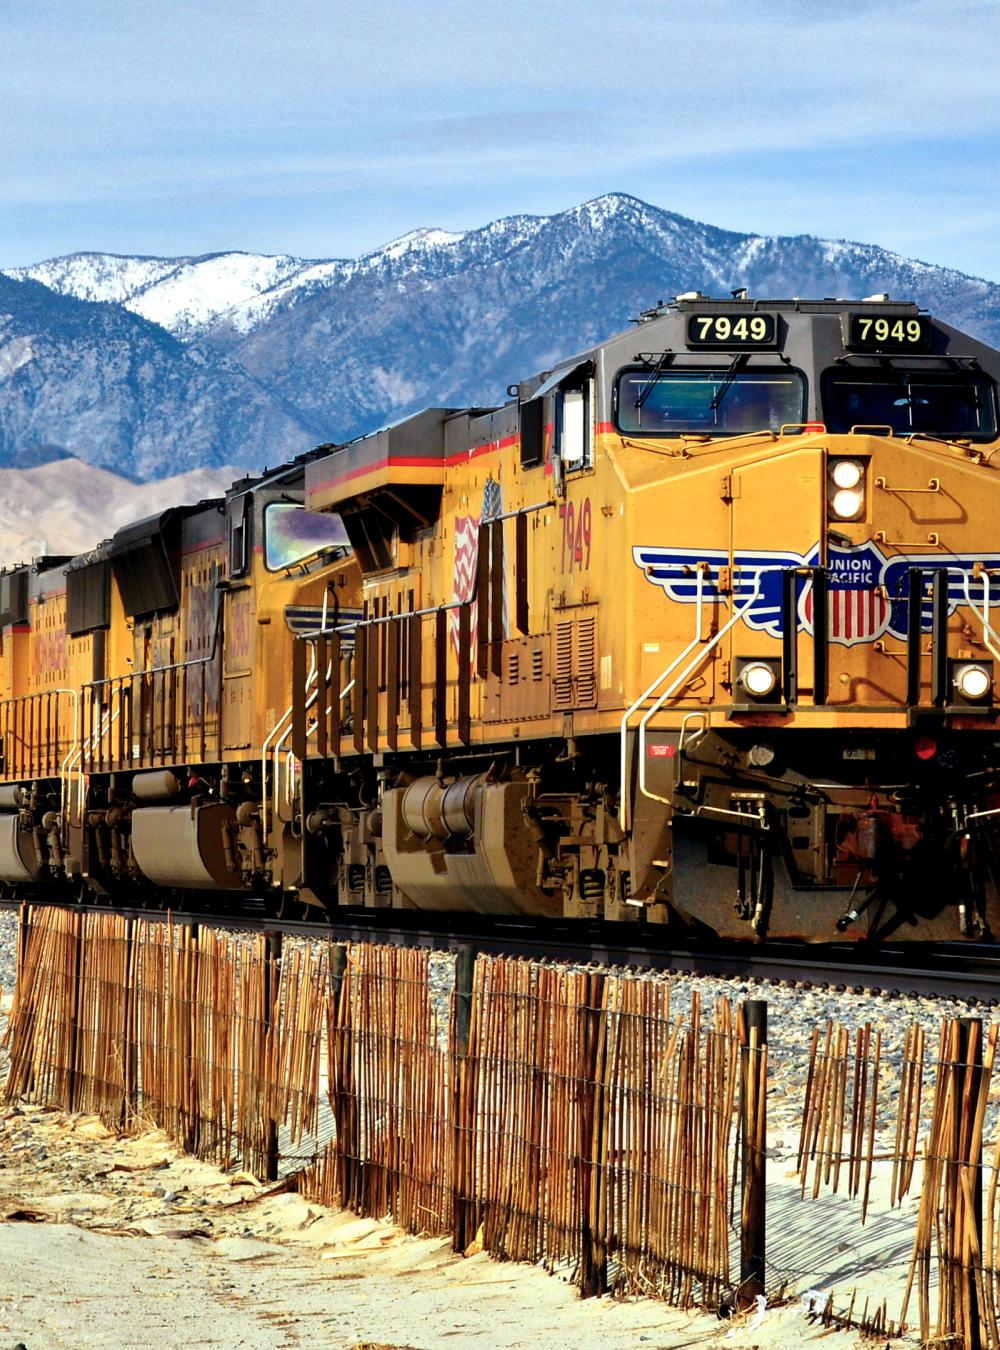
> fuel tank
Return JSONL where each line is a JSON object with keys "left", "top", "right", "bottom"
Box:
{"left": 131, "top": 802, "right": 246, "bottom": 890}
{"left": 0, "top": 811, "right": 41, "bottom": 882}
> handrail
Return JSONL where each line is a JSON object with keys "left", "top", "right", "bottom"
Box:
{"left": 64, "top": 703, "right": 119, "bottom": 831}
{"left": 298, "top": 597, "right": 463, "bottom": 641}
{"left": 261, "top": 586, "right": 332, "bottom": 833}
{"left": 55, "top": 688, "right": 80, "bottom": 828}
{"left": 304, "top": 681, "right": 354, "bottom": 741}
{"left": 83, "top": 649, "right": 217, "bottom": 691}
{"left": 619, "top": 564, "right": 707, "bottom": 831}
{"left": 273, "top": 698, "right": 309, "bottom": 818}
{"left": 673, "top": 711, "right": 709, "bottom": 791}
{"left": 0, "top": 687, "right": 79, "bottom": 833}
{"left": 961, "top": 573, "right": 1000, "bottom": 665}
{"left": 637, "top": 570, "right": 774, "bottom": 814}
{"left": 276, "top": 678, "right": 355, "bottom": 819}
{"left": 0, "top": 687, "right": 78, "bottom": 785}
{"left": 262, "top": 649, "right": 317, "bottom": 837}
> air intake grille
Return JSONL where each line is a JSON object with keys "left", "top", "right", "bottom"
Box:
{"left": 551, "top": 613, "right": 598, "bottom": 711}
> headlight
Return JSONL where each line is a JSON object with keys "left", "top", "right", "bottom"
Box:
{"left": 831, "top": 488, "right": 864, "bottom": 519}
{"left": 831, "top": 459, "right": 864, "bottom": 489}
{"left": 954, "top": 662, "right": 992, "bottom": 701}
{"left": 740, "top": 661, "right": 778, "bottom": 698}
{"left": 828, "top": 458, "right": 866, "bottom": 521}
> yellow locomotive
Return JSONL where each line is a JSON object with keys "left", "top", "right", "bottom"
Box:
{"left": 4, "top": 293, "right": 1000, "bottom": 941}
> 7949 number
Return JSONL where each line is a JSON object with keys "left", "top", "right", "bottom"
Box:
{"left": 560, "top": 498, "right": 592, "bottom": 573}
{"left": 848, "top": 313, "right": 931, "bottom": 350}
{"left": 687, "top": 313, "right": 776, "bottom": 346}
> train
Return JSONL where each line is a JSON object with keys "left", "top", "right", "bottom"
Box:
{"left": 3, "top": 291, "right": 1000, "bottom": 942}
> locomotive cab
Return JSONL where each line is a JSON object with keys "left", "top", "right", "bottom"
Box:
{"left": 615, "top": 296, "right": 1000, "bottom": 940}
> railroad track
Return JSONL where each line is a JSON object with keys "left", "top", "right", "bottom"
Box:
{"left": 4, "top": 895, "right": 1000, "bottom": 1001}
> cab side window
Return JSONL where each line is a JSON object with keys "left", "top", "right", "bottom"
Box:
{"left": 229, "top": 497, "right": 251, "bottom": 578}
{"left": 556, "top": 381, "right": 592, "bottom": 470}
{"left": 519, "top": 397, "right": 545, "bottom": 469}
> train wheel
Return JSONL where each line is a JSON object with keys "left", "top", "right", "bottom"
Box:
{"left": 276, "top": 890, "right": 299, "bottom": 921}
{"left": 276, "top": 890, "right": 318, "bottom": 922}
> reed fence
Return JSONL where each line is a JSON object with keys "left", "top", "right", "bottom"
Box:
{"left": 10, "top": 904, "right": 1000, "bottom": 1345}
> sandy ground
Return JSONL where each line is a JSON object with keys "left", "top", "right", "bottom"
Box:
{"left": 0, "top": 1104, "right": 918, "bottom": 1350}
{"left": 0, "top": 977, "right": 920, "bottom": 1350}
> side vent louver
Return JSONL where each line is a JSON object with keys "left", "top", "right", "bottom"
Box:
{"left": 551, "top": 613, "right": 598, "bottom": 711}
{"left": 554, "top": 621, "right": 574, "bottom": 709}
{"left": 577, "top": 615, "right": 597, "bottom": 706}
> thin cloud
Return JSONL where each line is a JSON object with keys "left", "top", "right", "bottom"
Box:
{"left": 0, "top": 0, "right": 997, "bottom": 276}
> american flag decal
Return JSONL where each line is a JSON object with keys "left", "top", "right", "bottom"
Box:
{"left": 803, "top": 582, "right": 890, "bottom": 646}
{"left": 451, "top": 477, "right": 504, "bottom": 662}
{"left": 452, "top": 516, "right": 479, "bottom": 606}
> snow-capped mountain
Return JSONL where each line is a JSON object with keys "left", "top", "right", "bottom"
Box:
{"left": 15, "top": 196, "right": 999, "bottom": 348}
{"left": 9, "top": 250, "right": 322, "bottom": 339}
{"left": 6, "top": 214, "right": 553, "bottom": 340}
{"left": 3, "top": 193, "right": 1000, "bottom": 482}
{"left": 0, "top": 273, "right": 318, "bottom": 480}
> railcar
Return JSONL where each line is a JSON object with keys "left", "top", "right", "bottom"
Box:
{"left": 0, "top": 459, "right": 359, "bottom": 908}
{"left": 3, "top": 293, "right": 1000, "bottom": 941}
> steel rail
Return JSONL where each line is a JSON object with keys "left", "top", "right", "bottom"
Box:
{"left": 3, "top": 896, "right": 1000, "bottom": 1001}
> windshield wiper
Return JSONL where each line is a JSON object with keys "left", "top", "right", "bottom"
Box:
{"left": 710, "top": 353, "right": 749, "bottom": 411}
{"left": 633, "top": 351, "right": 673, "bottom": 411}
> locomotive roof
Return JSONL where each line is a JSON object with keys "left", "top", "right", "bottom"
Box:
{"left": 517, "top": 293, "right": 1000, "bottom": 401}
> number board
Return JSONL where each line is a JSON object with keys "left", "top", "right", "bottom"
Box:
{"left": 687, "top": 312, "right": 777, "bottom": 347}
{"left": 846, "top": 313, "right": 932, "bottom": 351}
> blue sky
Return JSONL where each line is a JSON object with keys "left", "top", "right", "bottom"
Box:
{"left": 1, "top": 0, "right": 999, "bottom": 279}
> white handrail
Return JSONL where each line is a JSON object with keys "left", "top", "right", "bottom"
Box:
{"left": 961, "top": 573, "right": 1000, "bottom": 664}
{"left": 63, "top": 702, "right": 120, "bottom": 829}
{"left": 261, "top": 643, "right": 318, "bottom": 837}
{"left": 278, "top": 677, "right": 356, "bottom": 818}
{"left": 637, "top": 570, "right": 775, "bottom": 813}
{"left": 619, "top": 565, "right": 707, "bottom": 830}
{"left": 261, "top": 590, "right": 333, "bottom": 835}
{"left": 272, "top": 716, "right": 299, "bottom": 817}
{"left": 49, "top": 687, "right": 80, "bottom": 823}
{"left": 304, "top": 681, "right": 355, "bottom": 740}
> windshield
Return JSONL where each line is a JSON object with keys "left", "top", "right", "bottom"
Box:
{"left": 264, "top": 503, "right": 351, "bottom": 571}
{"left": 614, "top": 367, "right": 806, "bottom": 436}
{"left": 822, "top": 370, "right": 997, "bottom": 440}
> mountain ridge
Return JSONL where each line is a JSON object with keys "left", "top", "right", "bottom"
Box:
{"left": 0, "top": 456, "right": 238, "bottom": 560}
{"left": 3, "top": 193, "right": 1000, "bottom": 481}
{"left": 18, "top": 194, "right": 998, "bottom": 343}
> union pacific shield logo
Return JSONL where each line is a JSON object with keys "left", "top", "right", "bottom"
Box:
{"left": 802, "top": 542, "right": 891, "bottom": 647}
{"left": 634, "top": 539, "right": 1000, "bottom": 647}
